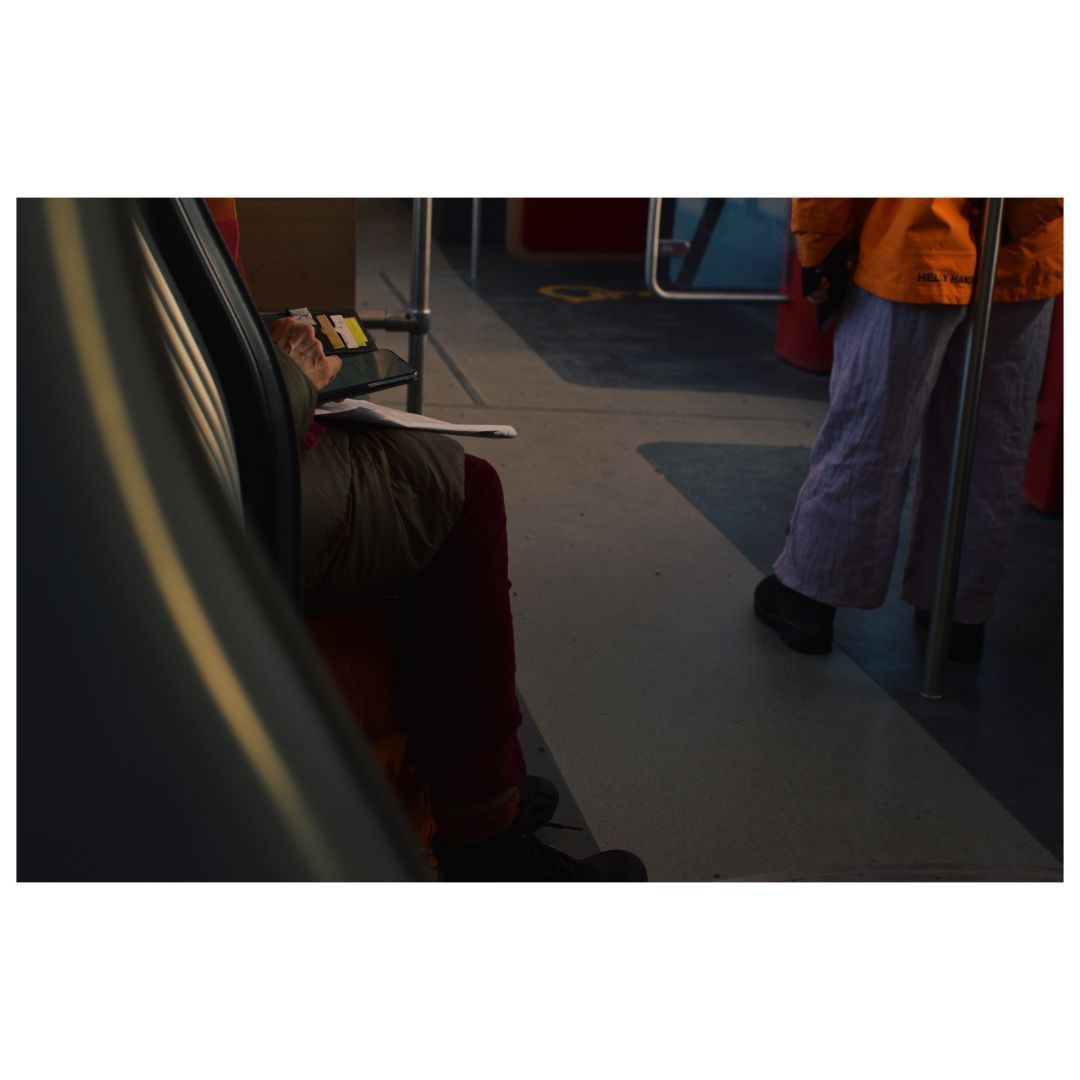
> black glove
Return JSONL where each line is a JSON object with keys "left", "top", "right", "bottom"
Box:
{"left": 801, "top": 240, "right": 851, "bottom": 332}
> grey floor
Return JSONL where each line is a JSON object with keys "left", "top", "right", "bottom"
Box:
{"left": 355, "top": 200, "right": 1063, "bottom": 883}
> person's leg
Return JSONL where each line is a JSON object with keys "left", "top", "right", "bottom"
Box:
{"left": 772, "top": 286, "right": 967, "bottom": 609}
{"left": 303, "top": 433, "right": 645, "bottom": 879}
{"left": 300, "top": 426, "right": 465, "bottom": 613}
{"left": 302, "top": 434, "right": 525, "bottom": 837}
{"left": 397, "top": 454, "right": 646, "bottom": 880}
{"left": 902, "top": 297, "right": 1054, "bottom": 624}
{"left": 394, "top": 453, "right": 526, "bottom": 843}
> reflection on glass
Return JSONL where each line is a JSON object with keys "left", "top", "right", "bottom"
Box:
{"left": 662, "top": 198, "right": 790, "bottom": 291}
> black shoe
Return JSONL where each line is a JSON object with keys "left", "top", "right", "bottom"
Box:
{"left": 754, "top": 574, "right": 835, "bottom": 655}
{"left": 914, "top": 608, "right": 985, "bottom": 663}
{"left": 521, "top": 774, "right": 559, "bottom": 831}
{"left": 434, "top": 800, "right": 647, "bottom": 882}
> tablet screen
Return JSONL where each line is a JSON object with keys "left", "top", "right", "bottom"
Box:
{"left": 317, "top": 348, "right": 417, "bottom": 402}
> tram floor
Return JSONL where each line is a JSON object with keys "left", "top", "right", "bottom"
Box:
{"left": 355, "top": 201, "right": 1064, "bottom": 882}
{"left": 638, "top": 443, "right": 1063, "bottom": 863}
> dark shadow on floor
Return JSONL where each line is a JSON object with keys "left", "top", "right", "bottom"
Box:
{"left": 451, "top": 250, "right": 830, "bottom": 401}
{"left": 518, "top": 691, "right": 601, "bottom": 860}
{"left": 639, "top": 441, "right": 1064, "bottom": 862}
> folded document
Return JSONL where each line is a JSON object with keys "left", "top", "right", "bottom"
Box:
{"left": 315, "top": 399, "right": 517, "bottom": 439}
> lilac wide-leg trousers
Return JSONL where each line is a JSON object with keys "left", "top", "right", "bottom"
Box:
{"left": 773, "top": 285, "right": 1054, "bottom": 624}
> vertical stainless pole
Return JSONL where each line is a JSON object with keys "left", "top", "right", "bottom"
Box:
{"left": 470, "top": 198, "right": 481, "bottom": 282}
{"left": 406, "top": 197, "right": 432, "bottom": 414}
{"left": 921, "top": 198, "right": 1005, "bottom": 700}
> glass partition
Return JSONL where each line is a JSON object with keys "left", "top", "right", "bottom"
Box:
{"left": 646, "top": 197, "right": 790, "bottom": 300}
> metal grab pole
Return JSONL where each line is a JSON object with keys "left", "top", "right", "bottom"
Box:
{"left": 406, "top": 197, "right": 432, "bottom": 414}
{"left": 470, "top": 198, "right": 481, "bottom": 282}
{"left": 921, "top": 198, "right": 1005, "bottom": 700}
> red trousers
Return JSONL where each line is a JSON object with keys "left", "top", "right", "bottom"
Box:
{"left": 394, "top": 454, "right": 527, "bottom": 807}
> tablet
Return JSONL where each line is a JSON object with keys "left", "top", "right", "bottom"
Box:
{"left": 317, "top": 347, "right": 417, "bottom": 401}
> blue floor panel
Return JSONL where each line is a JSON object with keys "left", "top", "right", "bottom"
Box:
{"left": 460, "top": 252, "right": 830, "bottom": 400}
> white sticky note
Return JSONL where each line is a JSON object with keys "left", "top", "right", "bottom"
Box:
{"left": 331, "top": 314, "right": 358, "bottom": 349}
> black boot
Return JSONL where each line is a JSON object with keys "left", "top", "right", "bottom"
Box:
{"left": 521, "top": 774, "right": 559, "bottom": 830}
{"left": 754, "top": 574, "right": 835, "bottom": 654}
{"left": 434, "top": 799, "right": 647, "bottom": 882}
{"left": 914, "top": 608, "right": 985, "bottom": 663}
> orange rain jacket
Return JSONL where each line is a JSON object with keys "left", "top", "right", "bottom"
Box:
{"left": 791, "top": 198, "right": 1063, "bottom": 305}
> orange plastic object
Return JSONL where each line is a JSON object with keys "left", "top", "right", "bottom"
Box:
{"left": 306, "top": 603, "right": 436, "bottom": 858}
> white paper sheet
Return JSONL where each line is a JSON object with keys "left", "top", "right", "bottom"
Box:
{"left": 315, "top": 399, "right": 517, "bottom": 438}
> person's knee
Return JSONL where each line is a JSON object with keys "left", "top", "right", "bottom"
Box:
{"left": 464, "top": 452, "right": 501, "bottom": 489}
{"left": 463, "top": 453, "right": 505, "bottom": 508}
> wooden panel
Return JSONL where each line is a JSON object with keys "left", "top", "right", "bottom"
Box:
{"left": 236, "top": 198, "right": 356, "bottom": 310}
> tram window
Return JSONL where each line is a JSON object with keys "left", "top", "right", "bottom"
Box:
{"left": 652, "top": 197, "right": 790, "bottom": 293}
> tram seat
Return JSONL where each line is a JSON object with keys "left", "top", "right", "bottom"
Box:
{"left": 135, "top": 199, "right": 435, "bottom": 856}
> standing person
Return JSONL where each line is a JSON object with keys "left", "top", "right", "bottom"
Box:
{"left": 754, "top": 198, "right": 1063, "bottom": 660}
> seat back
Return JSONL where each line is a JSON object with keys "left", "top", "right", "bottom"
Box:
{"left": 135, "top": 199, "right": 436, "bottom": 858}
{"left": 134, "top": 198, "right": 302, "bottom": 603}
{"left": 135, "top": 222, "right": 244, "bottom": 515}
{"left": 19, "top": 197, "right": 423, "bottom": 880}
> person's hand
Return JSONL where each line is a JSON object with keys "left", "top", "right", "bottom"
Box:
{"left": 268, "top": 317, "right": 342, "bottom": 391}
{"left": 801, "top": 241, "right": 851, "bottom": 307}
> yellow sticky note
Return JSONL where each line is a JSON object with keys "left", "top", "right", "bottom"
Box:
{"left": 344, "top": 317, "right": 368, "bottom": 347}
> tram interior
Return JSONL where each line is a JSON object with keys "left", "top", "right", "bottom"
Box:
{"left": 19, "top": 197, "right": 1064, "bottom": 882}
{"left": 346, "top": 197, "right": 1063, "bottom": 882}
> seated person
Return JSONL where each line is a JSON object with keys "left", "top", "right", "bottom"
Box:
{"left": 208, "top": 200, "right": 646, "bottom": 881}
